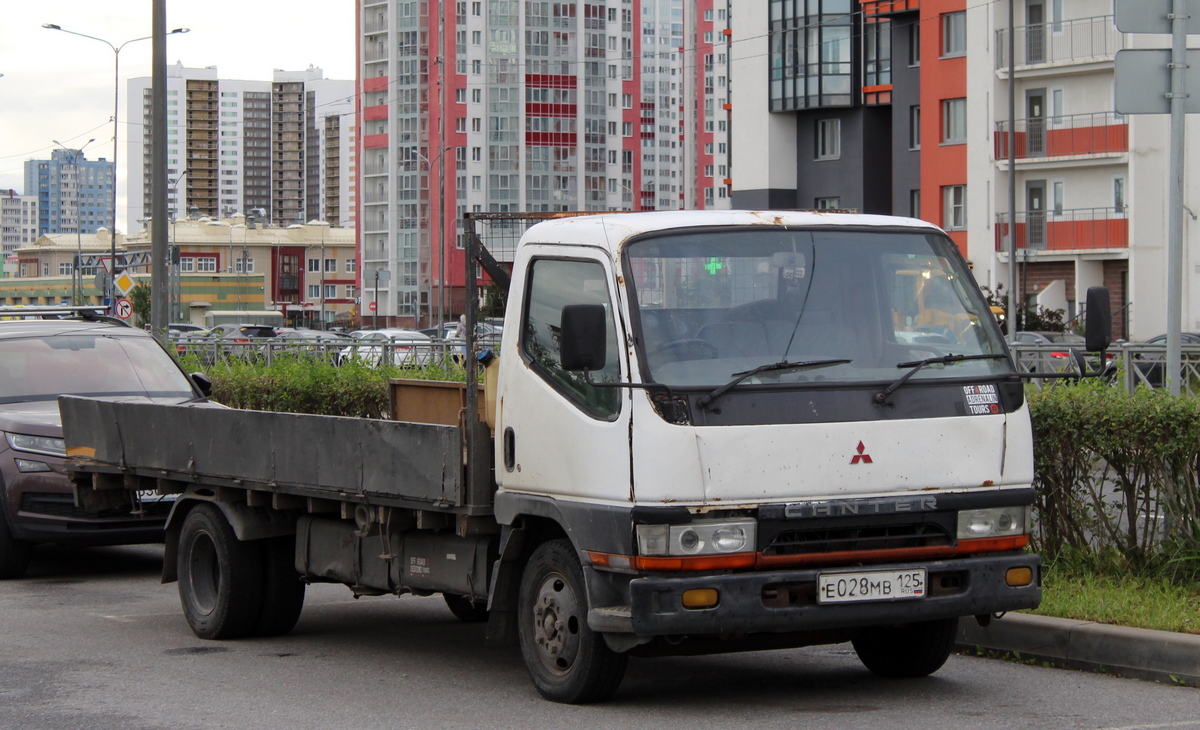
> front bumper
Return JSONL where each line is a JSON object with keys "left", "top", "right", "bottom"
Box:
{"left": 602, "top": 553, "right": 1039, "bottom": 636}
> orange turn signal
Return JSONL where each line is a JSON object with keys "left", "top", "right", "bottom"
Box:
{"left": 1006, "top": 566, "right": 1034, "bottom": 587}
{"left": 681, "top": 588, "right": 719, "bottom": 609}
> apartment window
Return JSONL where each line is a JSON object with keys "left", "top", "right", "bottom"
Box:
{"left": 456, "top": 88, "right": 466, "bottom": 103}
{"left": 472, "top": 147, "right": 481, "bottom": 161}
{"left": 472, "top": 59, "right": 482, "bottom": 74}
{"left": 909, "top": 189, "right": 921, "bottom": 219}
{"left": 324, "top": 284, "right": 337, "bottom": 299}
{"left": 59, "top": 262, "right": 72, "bottom": 276}
{"left": 864, "top": 19, "right": 891, "bottom": 87}
{"left": 472, "top": 118, "right": 481, "bottom": 132}
{"left": 815, "top": 197, "right": 841, "bottom": 210}
{"left": 815, "top": 119, "right": 841, "bottom": 160}
{"left": 325, "top": 258, "right": 337, "bottom": 273}
{"left": 308, "top": 284, "right": 320, "bottom": 298}
{"left": 942, "top": 98, "right": 966, "bottom": 143}
{"left": 941, "top": 12, "right": 966, "bottom": 57}
{"left": 472, "top": 30, "right": 482, "bottom": 44}
{"left": 908, "top": 22, "right": 920, "bottom": 66}
{"left": 1114, "top": 177, "right": 1126, "bottom": 212}
{"left": 909, "top": 106, "right": 921, "bottom": 149}
{"left": 345, "top": 258, "right": 356, "bottom": 273}
{"left": 943, "top": 185, "right": 966, "bottom": 230}
{"left": 308, "top": 258, "right": 321, "bottom": 272}
{"left": 622, "top": 121, "right": 633, "bottom": 136}
{"left": 1053, "top": 182, "right": 1064, "bottom": 215}
{"left": 456, "top": 117, "right": 466, "bottom": 133}
{"left": 235, "top": 257, "right": 254, "bottom": 273}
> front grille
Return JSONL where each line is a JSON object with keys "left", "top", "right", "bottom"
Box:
{"left": 20, "top": 492, "right": 173, "bottom": 520}
{"left": 763, "top": 521, "right": 953, "bottom": 556}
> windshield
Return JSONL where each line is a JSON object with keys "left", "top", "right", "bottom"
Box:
{"left": 0, "top": 335, "right": 198, "bottom": 404}
{"left": 624, "top": 227, "right": 1010, "bottom": 387}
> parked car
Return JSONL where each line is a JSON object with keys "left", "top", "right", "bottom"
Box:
{"left": 0, "top": 307, "right": 210, "bottom": 579}
{"left": 168, "top": 323, "right": 208, "bottom": 334}
{"left": 276, "top": 330, "right": 352, "bottom": 361}
{"left": 208, "top": 324, "right": 278, "bottom": 341}
{"left": 1133, "top": 332, "right": 1200, "bottom": 387}
{"left": 337, "top": 329, "right": 432, "bottom": 367}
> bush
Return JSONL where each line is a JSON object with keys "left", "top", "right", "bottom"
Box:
{"left": 179, "top": 354, "right": 466, "bottom": 420}
{"left": 1030, "top": 381, "right": 1200, "bottom": 581}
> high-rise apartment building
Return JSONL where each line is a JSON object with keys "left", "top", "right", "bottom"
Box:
{"left": 1, "top": 192, "right": 39, "bottom": 265}
{"left": 357, "top": 0, "right": 732, "bottom": 326}
{"left": 23, "top": 149, "right": 114, "bottom": 237}
{"left": 964, "top": 4, "right": 1200, "bottom": 340}
{"left": 127, "top": 64, "right": 356, "bottom": 231}
{"left": 737, "top": 0, "right": 1200, "bottom": 338}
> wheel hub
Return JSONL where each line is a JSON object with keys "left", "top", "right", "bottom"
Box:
{"left": 530, "top": 573, "right": 580, "bottom": 673}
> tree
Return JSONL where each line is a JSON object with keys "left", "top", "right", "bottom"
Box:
{"left": 130, "top": 282, "right": 151, "bottom": 327}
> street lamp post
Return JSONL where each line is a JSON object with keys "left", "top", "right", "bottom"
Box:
{"left": 42, "top": 23, "right": 189, "bottom": 313}
{"left": 53, "top": 138, "right": 96, "bottom": 305}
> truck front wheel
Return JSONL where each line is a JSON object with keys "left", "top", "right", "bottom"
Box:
{"left": 517, "top": 539, "right": 627, "bottom": 703}
{"left": 177, "top": 503, "right": 265, "bottom": 640}
{"left": 852, "top": 617, "right": 958, "bottom": 678}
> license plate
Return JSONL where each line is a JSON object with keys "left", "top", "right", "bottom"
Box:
{"left": 817, "top": 568, "right": 926, "bottom": 604}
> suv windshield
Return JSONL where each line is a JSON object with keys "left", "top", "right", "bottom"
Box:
{"left": 624, "top": 227, "right": 1010, "bottom": 388}
{"left": 0, "top": 335, "right": 197, "bottom": 404}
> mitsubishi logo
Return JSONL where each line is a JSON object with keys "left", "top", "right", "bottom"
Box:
{"left": 850, "top": 441, "right": 873, "bottom": 464}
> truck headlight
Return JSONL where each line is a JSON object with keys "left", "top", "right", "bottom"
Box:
{"left": 957, "top": 506, "right": 1029, "bottom": 539}
{"left": 5, "top": 432, "right": 66, "bottom": 458}
{"left": 636, "top": 519, "right": 756, "bottom": 557}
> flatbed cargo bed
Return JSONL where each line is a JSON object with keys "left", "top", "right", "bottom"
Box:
{"left": 60, "top": 396, "right": 492, "bottom": 515}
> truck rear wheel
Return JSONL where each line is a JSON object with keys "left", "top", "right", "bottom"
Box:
{"left": 0, "top": 515, "right": 32, "bottom": 580}
{"left": 177, "top": 503, "right": 265, "bottom": 640}
{"left": 252, "top": 535, "right": 306, "bottom": 637}
{"left": 517, "top": 539, "right": 627, "bottom": 703}
{"left": 443, "top": 593, "right": 489, "bottom": 623}
{"left": 852, "top": 617, "right": 958, "bottom": 678}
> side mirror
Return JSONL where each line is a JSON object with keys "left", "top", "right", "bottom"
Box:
{"left": 1084, "top": 286, "right": 1112, "bottom": 353}
{"left": 190, "top": 372, "right": 213, "bottom": 398}
{"left": 560, "top": 303, "right": 607, "bottom": 372}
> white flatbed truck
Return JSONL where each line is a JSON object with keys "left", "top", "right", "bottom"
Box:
{"left": 62, "top": 210, "right": 1111, "bottom": 703}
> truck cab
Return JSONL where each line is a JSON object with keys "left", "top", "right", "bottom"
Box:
{"left": 490, "top": 210, "right": 1040, "bottom": 700}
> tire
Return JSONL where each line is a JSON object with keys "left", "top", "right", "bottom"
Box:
{"left": 0, "top": 515, "right": 32, "bottom": 580}
{"left": 852, "top": 617, "right": 959, "bottom": 678}
{"left": 517, "top": 539, "right": 627, "bottom": 703}
{"left": 443, "top": 593, "right": 489, "bottom": 623}
{"left": 252, "top": 535, "right": 306, "bottom": 637}
{"left": 177, "top": 503, "right": 265, "bottom": 640}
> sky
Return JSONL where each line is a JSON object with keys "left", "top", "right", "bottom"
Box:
{"left": 0, "top": 0, "right": 356, "bottom": 231}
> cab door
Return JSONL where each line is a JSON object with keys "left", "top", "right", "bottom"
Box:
{"left": 495, "top": 248, "right": 631, "bottom": 503}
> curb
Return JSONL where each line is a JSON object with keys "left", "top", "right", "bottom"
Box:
{"left": 956, "top": 613, "right": 1200, "bottom": 687}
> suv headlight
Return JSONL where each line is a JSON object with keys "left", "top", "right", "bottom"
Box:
{"left": 636, "top": 519, "right": 756, "bottom": 557}
{"left": 5, "top": 432, "right": 67, "bottom": 458}
{"left": 957, "top": 506, "right": 1029, "bottom": 539}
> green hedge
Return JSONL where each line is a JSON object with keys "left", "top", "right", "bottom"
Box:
{"left": 179, "top": 354, "right": 465, "bottom": 419}
{"left": 1029, "top": 381, "right": 1200, "bottom": 579}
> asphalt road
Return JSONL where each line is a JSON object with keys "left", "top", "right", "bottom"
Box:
{"left": 3, "top": 544, "right": 1199, "bottom": 730}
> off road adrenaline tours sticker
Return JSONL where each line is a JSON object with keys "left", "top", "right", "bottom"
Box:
{"left": 962, "top": 384, "right": 1000, "bottom": 415}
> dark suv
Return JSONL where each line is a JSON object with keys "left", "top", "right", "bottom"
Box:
{"left": 0, "top": 308, "right": 208, "bottom": 578}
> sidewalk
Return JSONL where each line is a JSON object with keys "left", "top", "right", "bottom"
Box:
{"left": 957, "top": 612, "right": 1200, "bottom": 687}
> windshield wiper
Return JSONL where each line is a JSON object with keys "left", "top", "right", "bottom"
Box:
{"left": 874, "top": 353, "right": 1008, "bottom": 405}
{"left": 698, "top": 359, "right": 851, "bottom": 411}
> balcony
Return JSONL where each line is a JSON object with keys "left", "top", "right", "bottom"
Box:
{"left": 995, "top": 112, "right": 1127, "bottom": 161}
{"left": 995, "top": 16, "right": 1123, "bottom": 70}
{"left": 995, "top": 207, "right": 1128, "bottom": 252}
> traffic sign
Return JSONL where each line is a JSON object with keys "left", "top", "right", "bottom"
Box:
{"left": 113, "top": 271, "right": 136, "bottom": 296}
{"left": 115, "top": 298, "right": 133, "bottom": 320}
{"left": 368, "top": 302, "right": 377, "bottom": 312}
{"left": 1115, "top": 0, "right": 1200, "bottom": 34}
{"left": 1115, "top": 49, "right": 1200, "bottom": 114}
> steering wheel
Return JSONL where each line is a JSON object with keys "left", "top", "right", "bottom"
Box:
{"left": 652, "top": 338, "right": 719, "bottom": 361}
